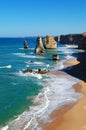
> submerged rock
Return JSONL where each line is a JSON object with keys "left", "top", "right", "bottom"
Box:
{"left": 44, "top": 35, "right": 57, "bottom": 49}
{"left": 52, "top": 54, "right": 60, "bottom": 61}
{"left": 22, "top": 68, "right": 34, "bottom": 73}
{"left": 34, "top": 36, "right": 44, "bottom": 54}
{"left": 38, "top": 68, "right": 50, "bottom": 74}
{"left": 23, "top": 40, "right": 28, "bottom": 49}
{"left": 22, "top": 68, "right": 50, "bottom": 74}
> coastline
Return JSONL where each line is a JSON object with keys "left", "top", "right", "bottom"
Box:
{"left": 1, "top": 57, "right": 82, "bottom": 130}
{"left": 44, "top": 58, "right": 86, "bottom": 130}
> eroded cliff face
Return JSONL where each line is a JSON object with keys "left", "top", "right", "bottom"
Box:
{"left": 55, "top": 33, "right": 86, "bottom": 81}
{"left": 44, "top": 35, "right": 57, "bottom": 49}
{"left": 55, "top": 34, "right": 81, "bottom": 45}
{"left": 78, "top": 32, "right": 86, "bottom": 50}
{"left": 55, "top": 32, "right": 86, "bottom": 50}
{"left": 34, "top": 36, "right": 44, "bottom": 54}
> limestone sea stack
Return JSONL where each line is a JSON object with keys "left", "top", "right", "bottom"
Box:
{"left": 44, "top": 35, "right": 57, "bottom": 49}
{"left": 23, "top": 40, "right": 28, "bottom": 49}
{"left": 34, "top": 36, "right": 44, "bottom": 54}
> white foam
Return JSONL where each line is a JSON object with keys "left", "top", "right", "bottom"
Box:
{"left": 13, "top": 53, "right": 36, "bottom": 58}
{"left": 65, "top": 55, "right": 75, "bottom": 60}
{"left": 16, "top": 71, "right": 42, "bottom": 79}
{"left": 65, "top": 45, "right": 78, "bottom": 48}
{"left": 46, "top": 64, "right": 50, "bottom": 68}
{"left": 0, "top": 65, "right": 12, "bottom": 69}
{"left": 54, "top": 61, "right": 64, "bottom": 70}
{"left": 13, "top": 53, "right": 44, "bottom": 59}
{"left": 1, "top": 125, "right": 8, "bottom": 130}
{"left": 4, "top": 73, "right": 82, "bottom": 130}
{"left": 25, "top": 61, "right": 45, "bottom": 65}
{"left": 26, "top": 65, "right": 29, "bottom": 68}
{"left": 19, "top": 48, "right": 34, "bottom": 50}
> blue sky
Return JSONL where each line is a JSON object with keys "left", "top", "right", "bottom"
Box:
{"left": 0, "top": 0, "right": 86, "bottom": 37}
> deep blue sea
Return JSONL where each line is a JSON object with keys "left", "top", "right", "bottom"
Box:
{"left": 0, "top": 38, "right": 83, "bottom": 130}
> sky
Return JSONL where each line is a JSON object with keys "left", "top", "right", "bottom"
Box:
{"left": 0, "top": 0, "right": 86, "bottom": 37}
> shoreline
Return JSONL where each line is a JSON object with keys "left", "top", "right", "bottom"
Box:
{"left": 1, "top": 57, "right": 81, "bottom": 130}
{"left": 44, "top": 58, "right": 86, "bottom": 130}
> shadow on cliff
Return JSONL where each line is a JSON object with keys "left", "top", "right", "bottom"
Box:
{"left": 63, "top": 51, "right": 86, "bottom": 82}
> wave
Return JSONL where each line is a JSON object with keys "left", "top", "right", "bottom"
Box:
{"left": 1, "top": 126, "right": 8, "bottom": 130}
{"left": 65, "top": 44, "right": 78, "bottom": 48}
{"left": 25, "top": 61, "right": 45, "bottom": 65}
{"left": 25, "top": 61, "right": 49, "bottom": 68}
{"left": 13, "top": 53, "right": 36, "bottom": 58}
{"left": 15, "top": 71, "right": 42, "bottom": 79}
{"left": 0, "top": 65, "right": 12, "bottom": 69}
{"left": 65, "top": 55, "right": 75, "bottom": 60}
{"left": 2, "top": 73, "right": 82, "bottom": 130}
{"left": 19, "top": 48, "right": 34, "bottom": 50}
{"left": 53, "top": 61, "right": 64, "bottom": 70}
{"left": 13, "top": 53, "right": 44, "bottom": 59}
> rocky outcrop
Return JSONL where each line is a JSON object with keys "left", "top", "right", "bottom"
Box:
{"left": 38, "top": 68, "right": 50, "bottom": 74}
{"left": 78, "top": 32, "right": 86, "bottom": 50}
{"left": 44, "top": 35, "right": 57, "bottom": 49}
{"left": 23, "top": 40, "right": 28, "bottom": 49}
{"left": 34, "top": 36, "right": 44, "bottom": 54}
{"left": 52, "top": 54, "right": 60, "bottom": 61}
{"left": 22, "top": 68, "right": 50, "bottom": 74}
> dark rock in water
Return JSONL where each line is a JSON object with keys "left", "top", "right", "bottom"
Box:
{"left": 22, "top": 68, "right": 33, "bottom": 73}
{"left": 23, "top": 40, "right": 28, "bottom": 49}
{"left": 38, "top": 68, "right": 50, "bottom": 74}
{"left": 52, "top": 54, "right": 60, "bottom": 61}
{"left": 22, "top": 68, "right": 50, "bottom": 74}
{"left": 30, "top": 61, "right": 34, "bottom": 63}
{"left": 34, "top": 36, "right": 44, "bottom": 54}
{"left": 44, "top": 35, "right": 57, "bottom": 49}
{"left": 78, "top": 32, "right": 86, "bottom": 50}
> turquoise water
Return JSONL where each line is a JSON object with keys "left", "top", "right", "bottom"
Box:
{"left": 0, "top": 38, "right": 81, "bottom": 128}
{"left": 0, "top": 38, "right": 43, "bottom": 126}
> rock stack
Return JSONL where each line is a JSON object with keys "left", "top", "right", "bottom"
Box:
{"left": 44, "top": 35, "right": 57, "bottom": 49}
{"left": 23, "top": 40, "right": 28, "bottom": 49}
{"left": 34, "top": 36, "right": 45, "bottom": 54}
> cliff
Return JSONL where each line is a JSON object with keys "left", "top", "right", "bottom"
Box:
{"left": 55, "top": 34, "right": 81, "bottom": 45}
{"left": 78, "top": 32, "right": 86, "bottom": 50}
{"left": 63, "top": 32, "right": 86, "bottom": 81}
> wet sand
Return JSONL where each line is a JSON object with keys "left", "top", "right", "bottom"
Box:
{"left": 44, "top": 58, "right": 86, "bottom": 130}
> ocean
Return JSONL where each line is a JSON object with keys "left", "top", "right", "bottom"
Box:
{"left": 0, "top": 37, "right": 83, "bottom": 130}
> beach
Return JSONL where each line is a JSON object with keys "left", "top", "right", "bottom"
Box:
{"left": 44, "top": 58, "right": 86, "bottom": 130}
{"left": 0, "top": 38, "right": 86, "bottom": 130}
